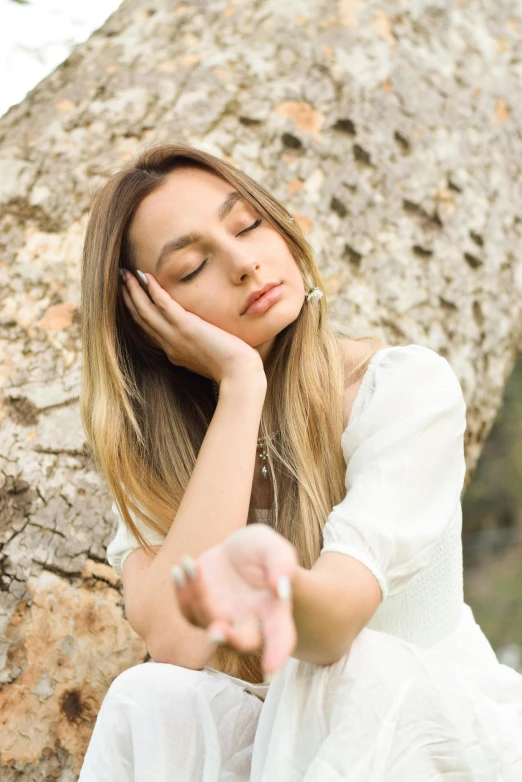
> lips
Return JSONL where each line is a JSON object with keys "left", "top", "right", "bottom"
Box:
{"left": 242, "top": 282, "right": 279, "bottom": 315}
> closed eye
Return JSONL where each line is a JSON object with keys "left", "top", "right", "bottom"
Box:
{"left": 180, "top": 218, "right": 263, "bottom": 282}
{"left": 239, "top": 218, "right": 262, "bottom": 236}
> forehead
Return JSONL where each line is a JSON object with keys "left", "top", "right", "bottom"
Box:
{"left": 132, "top": 167, "right": 239, "bottom": 232}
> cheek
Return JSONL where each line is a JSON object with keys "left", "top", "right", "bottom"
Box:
{"left": 158, "top": 281, "right": 201, "bottom": 320}
{"left": 177, "top": 284, "right": 232, "bottom": 327}
{"left": 280, "top": 251, "right": 303, "bottom": 286}
{"left": 272, "top": 238, "right": 299, "bottom": 270}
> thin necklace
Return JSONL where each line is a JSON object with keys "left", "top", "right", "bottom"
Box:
{"left": 211, "top": 381, "right": 270, "bottom": 480}
{"left": 207, "top": 285, "right": 322, "bottom": 485}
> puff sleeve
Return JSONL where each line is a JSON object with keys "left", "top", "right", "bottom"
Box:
{"left": 320, "top": 344, "right": 467, "bottom": 602}
{"left": 106, "top": 500, "right": 166, "bottom": 575}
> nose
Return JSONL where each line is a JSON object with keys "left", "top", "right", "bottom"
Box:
{"left": 225, "top": 243, "right": 261, "bottom": 282}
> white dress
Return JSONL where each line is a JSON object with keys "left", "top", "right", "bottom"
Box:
{"left": 80, "top": 344, "right": 522, "bottom": 781}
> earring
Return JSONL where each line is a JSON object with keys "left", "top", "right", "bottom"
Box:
{"left": 305, "top": 286, "right": 324, "bottom": 302}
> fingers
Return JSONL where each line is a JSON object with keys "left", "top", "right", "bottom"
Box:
{"left": 243, "top": 524, "right": 298, "bottom": 603}
{"left": 171, "top": 555, "right": 214, "bottom": 628}
{"left": 261, "top": 600, "right": 297, "bottom": 676}
{"left": 205, "top": 617, "right": 264, "bottom": 654}
{"left": 207, "top": 608, "right": 294, "bottom": 674}
{"left": 120, "top": 284, "right": 154, "bottom": 336}
{"left": 263, "top": 567, "right": 297, "bottom": 676}
{"left": 119, "top": 269, "right": 179, "bottom": 346}
{"left": 226, "top": 617, "right": 263, "bottom": 652}
{"left": 171, "top": 557, "right": 263, "bottom": 652}
{"left": 171, "top": 554, "right": 265, "bottom": 653}
{"left": 210, "top": 606, "right": 295, "bottom": 678}
{"left": 170, "top": 546, "right": 297, "bottom": 677}
{"left": 127, "top": 269, "right": 187, "bottom": 327}
{"left": 139, "top": 272, "right": 181, "bottom": 316}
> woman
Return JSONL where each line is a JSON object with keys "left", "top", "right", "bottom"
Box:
{"left": 78, "top": 142, "right": 522, "bottom": 780}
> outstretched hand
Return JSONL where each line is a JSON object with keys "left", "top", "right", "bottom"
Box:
{"left": 170, "top": 523, "right": 299, "bottom": 679}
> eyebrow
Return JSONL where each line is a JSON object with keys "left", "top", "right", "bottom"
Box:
{"left": 154, "top": 191, "right": 246, "bottom": 272}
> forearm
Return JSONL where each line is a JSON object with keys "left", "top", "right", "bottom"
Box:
{"left": 290, "top": 553, "right": 382, "bottom": 665}
{"left": 157, "top": 372, "right": 265, "bottom": 556}
{"left": 133, "top": 371, "right": 266, "bottom": 657}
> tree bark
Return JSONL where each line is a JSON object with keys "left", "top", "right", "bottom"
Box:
{"left": 0, "top": 0, "right": 521, "bottom": 777}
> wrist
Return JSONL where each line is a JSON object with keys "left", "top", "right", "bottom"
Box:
{"left": 219, "top": 368, "right": 267, "bottom": 399}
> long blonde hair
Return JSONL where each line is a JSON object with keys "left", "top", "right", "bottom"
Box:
{"left": 80, "top": 142, "right": 382, "bottom": 683}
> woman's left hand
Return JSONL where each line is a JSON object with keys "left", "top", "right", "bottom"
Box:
{"left": 171, "top": 524, "right": 299, "bottom": 679}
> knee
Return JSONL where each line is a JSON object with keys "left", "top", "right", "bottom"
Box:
{"left": 107, "top": 661, "right": 207, "bottom": 702}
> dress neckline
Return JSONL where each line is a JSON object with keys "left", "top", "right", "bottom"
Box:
{"left": 344, "top": 344, "right": 403, "bottom": 433}
{"left": 251, "top": 346, "right": 401, "bottom": 513}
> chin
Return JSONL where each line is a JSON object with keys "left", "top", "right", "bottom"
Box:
{"left": 254, "top": 315, "right": 299, "bottom": 349}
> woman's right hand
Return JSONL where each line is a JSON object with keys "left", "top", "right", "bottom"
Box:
{"left": 120, "top": 269, "right": 265, "bottom": 385}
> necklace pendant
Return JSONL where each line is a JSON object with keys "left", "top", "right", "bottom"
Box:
{"left": 261, "top": 463, "right": 268, "bottom": 480}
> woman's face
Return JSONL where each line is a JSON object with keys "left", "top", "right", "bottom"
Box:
{"left": 128, "top": 167, "right": 307, "bottom": 362}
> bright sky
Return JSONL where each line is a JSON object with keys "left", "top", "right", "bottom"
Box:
{"left": 0, "top": 0, "right": 122, "bottom": 118}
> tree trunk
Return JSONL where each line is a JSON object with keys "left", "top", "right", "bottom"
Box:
{"left": 0, "top": 0, "right": 521, "bottom": 777}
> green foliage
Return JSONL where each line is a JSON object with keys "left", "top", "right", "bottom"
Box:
{"left": 463, "top": 354, "right": 522, "bottom": 555}
{"left": 463, "top": 353, "right": 522, "bottom": 649}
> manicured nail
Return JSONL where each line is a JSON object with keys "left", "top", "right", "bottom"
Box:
{"left": 171, "top": 564, "right": 186, "bottom": 589}
{"left": 180, "top": 554, "right": 197, "bottom": 581}
{"left": 136, "top": 269, "right": 148, "bottom": 285}
{"left": 209, "top": 630, "right": 226, "bottom": 645}
{"left": 119, "top": 268, "right": 126, "bottom": 282}
{"left": 277, "top": 574, "right": 292, "bottom": 601}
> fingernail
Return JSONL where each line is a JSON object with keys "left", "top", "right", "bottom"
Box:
{"left": 180, "top": 554, "right": 197, "bottom": 581}
{"left": 277, "top": 574, "right": 292, "bottom": 601}
{"left": 209, "top": 631, "right": 227, "bottom": 645}
{"left": 136, "top": 269, "right": 148, "bottom": 285}
{"left": 171, "top": 564, "right": 186, "bottom": 588}
{"left": 119, "top": 268, "right": 126, "bottom": 282}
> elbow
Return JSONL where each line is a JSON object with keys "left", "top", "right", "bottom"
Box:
{"left": 326, "top": 617, "right": 374, "bottom": 664}
{"left": 318, "top": 620, "right": 365, "bottom": 666}
{"left": 145, "top": 629, "right": 215, "bottom": 671}
{"left": 125, "top": 598, "right": 215, "bottom": 670}
{"left": 318, "top": 637, "right": 354, "bottom": 667}
{"left": 294, "top": 631, "right": 354, "bottom": 667}
{"left": 125, "top": 611, "right": 186, "bottom": 667}
{"left": 146, "top": 635, "right": 183, "bottom": 667}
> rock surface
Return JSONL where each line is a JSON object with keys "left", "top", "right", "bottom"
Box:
{"left": 0, "top": 0, "right": 521, "bottom": 777}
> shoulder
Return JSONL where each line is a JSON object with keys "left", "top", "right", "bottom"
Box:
{"left": 370, "top": 344, "right": 463, "bottom": 398}
{"left": 337, "top": 338, "right": 394, "bottom": 381}
{"left": 343, "top": 343, "right": 465, "bottom": 433}
{"left": 337, "top": 338, "right": 394, "bottom": 429}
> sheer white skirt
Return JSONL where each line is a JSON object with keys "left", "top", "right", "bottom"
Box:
{"left": 79, "top": 606, "right": 522, "bottom": 781}
{"left": 78, "top": 661, "right": 263, "bottom": 782}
